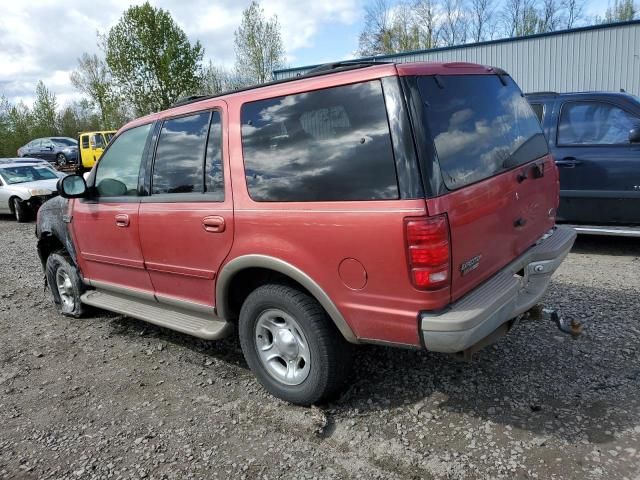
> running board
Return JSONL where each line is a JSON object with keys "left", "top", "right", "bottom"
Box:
{"left": 80, "top": 290, "right": 233, "bottom": 340}
{"left": 567, "top": 225, "right": 640, "bottom": 237}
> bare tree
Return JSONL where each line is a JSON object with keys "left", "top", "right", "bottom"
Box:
{"left": 562, "top": 0, "right": 585, "bottom": 27}
{"left": 358, "top": 0, "right": 392, "bottom": 55}
{"left": 538, "top": 0, "right": 564, "bottom": 31}
{"left": 414, "top": 0, "right": 440, "bottom": 48}
{"left": 358, "top": 0, "right": 424, "bottom": 55}
{"left": 501, "top": 0, "right": 540, "bottom": 36}
{"left": 469, "top": 0, "right": 496, "bottom": 42}
{"left": 440, "top": 0, "right": 469, "bottom": 46}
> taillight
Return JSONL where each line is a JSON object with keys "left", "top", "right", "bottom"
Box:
{"left": 405, "top": 215, "right": 451, "bottom": 290}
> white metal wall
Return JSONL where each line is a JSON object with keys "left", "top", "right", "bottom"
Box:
{"left": 274, "top": 22, "right": 640, "bottom": 95}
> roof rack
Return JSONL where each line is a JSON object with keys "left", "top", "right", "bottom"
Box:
{"left": 170, "top": 61, "right": 390, "bottom": 108}
{"left": 304, "top": 60, "right": 391, "bottom": 75}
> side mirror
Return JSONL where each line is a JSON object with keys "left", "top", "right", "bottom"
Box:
{"left": 57, "top": 174, "right": 87, "bottom": 199}
{"left": 629, "top": 127, "right": 640, "bottom": 144}
{"left": 47, "top": 145, "right": 54, "bottom": 150}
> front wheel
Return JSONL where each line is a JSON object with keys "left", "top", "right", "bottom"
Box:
{"left": 56, "top": 153, "right": 67, "bottom": 166}
{"left": 239, "top": 284, "right": 352, "bottom": 406}
{"left": 12, "top": 197, "right": 30, "bottom": 223}
{"left": 45, "top": 252, "right": 85, "bottom": 317}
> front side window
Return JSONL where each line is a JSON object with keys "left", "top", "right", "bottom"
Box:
{"left": 418, "top": 75, "right": 548, "bottom": 190}
{"left": 152, "top": 112, "right": 210, "bottom": 195}
{"left": 95, "top": 123, "right": 151, "bottom": 197}
{"left": 241, "top": 80, "right": 399, "bottom": 202}
{"left": 558, "top": 101, "right": 638, "bottom": 145}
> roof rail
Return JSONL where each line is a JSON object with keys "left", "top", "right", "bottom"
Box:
{"left": 525, "top": 91, "right": 558, "bottom": 96}
{"left": 170, "top": 61, "right": 391, "bottom": 108}
{"left": 304, "top": 60, "right": 392, "bottom": 76}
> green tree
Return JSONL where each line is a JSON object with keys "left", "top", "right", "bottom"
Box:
{"left": 31, "top": 81, "right": 58, "bottom": 138}
{"left": 234, "top": 1, "right": 285, "bottom": 85}
{"left": 104, "top": 2, "right": 204, "bottom": 115}
{"left": 604, "top": 0, "right": 637, "bottom": 21}
{"left": 70, "top": 53, "right": 119, "bottom": 128}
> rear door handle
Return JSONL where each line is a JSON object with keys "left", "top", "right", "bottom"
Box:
{"left": 555, "top": 157, "right": 583, "bottom": 168}
{"left": 115, "top": 214, "right": 130, "bottom": 228}
{"left": 203, "top": 216, "right": 226, "bottom": 233}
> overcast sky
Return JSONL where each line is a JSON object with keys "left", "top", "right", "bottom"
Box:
{"left": 0, "top": 0, "right": 609, "bottom": 107}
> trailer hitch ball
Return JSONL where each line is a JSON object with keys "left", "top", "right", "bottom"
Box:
{"left": 541, "top": 307, "right": 583, "bottom": 338}
{"left": 526, "top": 305, "right": 583, "bottom": 338}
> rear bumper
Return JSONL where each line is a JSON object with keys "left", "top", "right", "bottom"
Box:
{"left": 420, "top": 225, "right": 577, "bottom": 353}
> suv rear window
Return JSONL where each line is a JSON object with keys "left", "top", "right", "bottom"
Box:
{"left": 418, "top": 75, "right": 548, "bottom": 190}
{"left": 241, "top": 80, "right": 399, "bottom": 202}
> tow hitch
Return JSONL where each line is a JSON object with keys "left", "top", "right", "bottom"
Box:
{"left": 528, "top": 306, "right": 583, "bottom": 338}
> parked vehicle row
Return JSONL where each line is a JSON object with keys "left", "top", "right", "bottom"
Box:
{"left": 17, "top": 137, "right": 78, "bottom": 165}
{"left": 526, "top": 91, "right": 640, "bottom": 235}
{"left": 38, "top": 61, "right": 576, "bottom": 405}
{"left": 16, "top": 131, "right": 118, "bottom": 170}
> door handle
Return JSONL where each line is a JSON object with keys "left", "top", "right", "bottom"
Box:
{"left": 115, "top": 214, "right": 130, "bottom": 228}
{"left": 202, "top": 216, "right": 225, "bottom": 233}
{"left": 555, "top": 157, "right": 583, "bottom": 168}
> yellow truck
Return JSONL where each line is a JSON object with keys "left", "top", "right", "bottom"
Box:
{"left": 78, "top": 131, "right": 116, "bottom": 169}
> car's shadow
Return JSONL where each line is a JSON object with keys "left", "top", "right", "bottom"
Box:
{"left": 571, "top": 232, "right": 640, "bottom": 256}
{"left": 97, "top": 278, "right": 637, "bottom": 446}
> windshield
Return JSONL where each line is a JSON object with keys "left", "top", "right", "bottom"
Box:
{"left": 105, "top": 132, "right": 115, "bottom": 142}
{"left": 51, "top": 138, "right": 77, "bottom": 147}
{"left": 417, "top": 75, "right": 548, "bottom": 190}
{"left": 0, "top": 165, "right": 59, "bottom": 184}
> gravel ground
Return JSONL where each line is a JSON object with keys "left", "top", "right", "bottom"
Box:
{"left": 1, "top": 215, "right": 639, "bottom": 480}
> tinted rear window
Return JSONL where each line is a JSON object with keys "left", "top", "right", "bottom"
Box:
{"left": 418, "top": 75, "right": 548, "bottom": 190}
{"left": 241, "top": 80, "right": 398, "bottom": 202}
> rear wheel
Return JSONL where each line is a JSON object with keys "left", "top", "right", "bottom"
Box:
{"left": 12, "top": 197, "right": 29, "bottom": 223}
{"left": 239, "top": 284, "right": 352, "bottom": 405}
{"left": 46, "top": 252, "right": 85, "bottom": 317}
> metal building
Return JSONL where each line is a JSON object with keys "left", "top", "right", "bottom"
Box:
{"left": 273, "top": 20, "right": 640, "bottom": 95}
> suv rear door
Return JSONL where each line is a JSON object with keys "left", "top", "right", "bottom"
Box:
{"left": 551, "top": 97, "right": 640, "bottom": 225}
{"left": 411, "top": 74, "right": 557, "bottom": 301}
{"left": 138, "top": 101, "right": 234, "bottom": 309}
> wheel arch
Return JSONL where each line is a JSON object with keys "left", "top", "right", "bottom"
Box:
{"left": 216, "top": 255, "right": 358, "bottom": 344}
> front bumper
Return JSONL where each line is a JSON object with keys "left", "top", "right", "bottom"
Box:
{"left": 420, "top": 225, "right": 577, "bottom": 353}
{"left": 25, "top": 193, "right": 58, "bottom": 211}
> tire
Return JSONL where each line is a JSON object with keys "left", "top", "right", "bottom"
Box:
{"left": 56, "top": 153, "right": 67, "bottom": 166}
{"left": 239, "top": 283, "right": 352, "bottom": 406}
{"left": 12, "top": 197, "right": 30, "bottom": 223}
{"left": 45, "top": 252, "right": 85, "bottom": 318}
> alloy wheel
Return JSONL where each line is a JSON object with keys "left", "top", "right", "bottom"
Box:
{"left": 254, "top": 308, "right": 311, "bottom": 386}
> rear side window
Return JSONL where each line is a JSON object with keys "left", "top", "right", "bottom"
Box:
{"left": 558, "top": 101, "right": 638, "bottom": 145}
{"left": 81, "top": 135, "right": 89, "bottom": 149}
{"left": 205, "top": 111, "right": 224, "bottom": 199}
{"left": 530, "top": 103, "right": 544, "bottom": 123}
{"left": 418, "top": 75, "right": 548, "bottom": 190}
{"left": 241, "top": 80, "right": 399, "bottom": 202}
{"left": 152, "top": 112, "right": 210, "bottom": 194}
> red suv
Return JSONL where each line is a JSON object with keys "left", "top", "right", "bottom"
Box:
{"left": 37, "top": 61, "right": 576, "bottom": 405}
